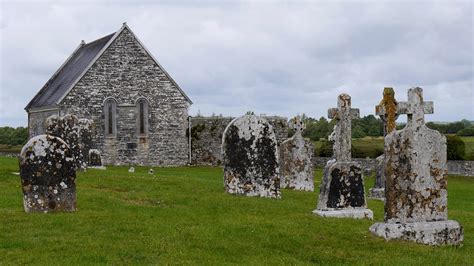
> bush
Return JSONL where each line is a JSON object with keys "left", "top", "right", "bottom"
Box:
{"left": 317, "top": 140, "right": 333, "bottom": 157}
{"left": 457, "top": 126, "right": 474, "bottom": 136}
{"left": 447, "top": 135, "right": 465, "bottom": 160}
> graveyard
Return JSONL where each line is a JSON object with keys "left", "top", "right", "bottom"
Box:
{"left": 1, "top": 3, "right": 472, "bottom": 263}
{"left": 0, "top": 156, "right": 472, "bottom": 264}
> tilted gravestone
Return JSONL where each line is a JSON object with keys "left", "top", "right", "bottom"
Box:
{"left": 280, "top": 116, "right": 314, "bottom": 191}
{"left": 46, "top": 114, "right": 84, "bottom": 170}
{"left": 370, "top": 87, "right": 463, "bottom": 246}
{"left": 222, "top": 114, "right": 281, "bottom": 198}
{"left": 314, "top": 94, "right": 373, "bottom": 219}
{"left": 19, "top": 135, "right": 76, "bottom": 212}
{"left": 368, "top": 87, "right": 399, "bottom": 201}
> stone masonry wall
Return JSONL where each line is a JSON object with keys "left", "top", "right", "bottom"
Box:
{"left": 59, "top": 28, "right": 190, "bottom": 166}
{"left": 190, "top": 116, "right": 288, "bottom": 165}
{"left": 313, "top": 156, "right": 474, "bottom": 177}
{"left": 28, "top": 109, "right": 59, "bottom": 138}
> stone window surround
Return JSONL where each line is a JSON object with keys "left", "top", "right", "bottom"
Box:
{"left": 134, "top": 97, "right": 150, "bottom": 138}
{"left": 103, "top": 97, "right": 117, "bottom": 138}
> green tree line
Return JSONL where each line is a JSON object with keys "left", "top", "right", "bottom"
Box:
{"left": 295, "top": 115, "right": 474, "bottom": 141}
{"left": 0, "top": 127, "right": 29, "bottom": 146}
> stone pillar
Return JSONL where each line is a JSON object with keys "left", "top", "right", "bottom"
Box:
{"left": 280, "top": 116, "right": 314, "bottom": 191}
{"left": 19, "top": 135, "right": 76, "bottom": 212}
{"left": 314, "top": 93, "right": 373, "bottom": 219}
{"left": 368, "top": 87, "right": 399, "bottom": 201}
{"left": 222, "top": 114, "right": 281, "bottom": 199}
{"left": 369, "top": 87, "right": 463, "bottom": 246}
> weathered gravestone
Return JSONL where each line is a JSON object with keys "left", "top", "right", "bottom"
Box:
{"left": 368, "top": 87, "right": 399, "bottom": 201}
{"left": 280, "top": 116, "right": 314, "bottom": 191}
{"left": 19, "top": 135, "right": 76, "bottom": 212}
{"left": 370, "top": 87, "right": 463, "bottom": 245}
{"left": 222, "top": 114, "right": 281, "bottom": 198}
{"left": 46, "top": 114, "right": 84, "bottom": 170}
{"left": 314, "top": 94, "right": 373, "bottom": 219}
{"left": 88, "top": 149, "right": 103, "bottom": 167}
{"left": 78, "top": 118, "right": 94, "bottom": 169}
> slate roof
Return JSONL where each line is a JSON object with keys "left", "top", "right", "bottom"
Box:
{"left": 26, "top": 33, "right": 115, "bottom": 110}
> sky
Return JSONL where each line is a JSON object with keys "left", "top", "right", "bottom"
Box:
{"left": 0, "top": 0, "right": 473, "bottom": 127}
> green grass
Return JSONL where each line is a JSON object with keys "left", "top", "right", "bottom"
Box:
{"left": 0, "top": 156, "right": 473, "bottom": 264}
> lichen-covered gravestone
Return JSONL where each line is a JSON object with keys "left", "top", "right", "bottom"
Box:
{"left": 280, "top": 116, "right": 314, "bottom": 191}
{"left": 370, "top": 87, "right": 463, "bottom": 246}
{"left": 313, "top": 94, "right": 373, "bottom": 219}
{"left": 46, "top": 114, "right": 84, "bottom": 170}
{"left": 19, "top": 135, "right": 76, "bottom": 212}
{"left": 368, "top": 87, "right": 399, "bottom": 201}
{"left": 222, "top": 114, "right": 281, "bottom": 198}
{"left": 78, "top": 118, "right": 94, "bottom": 169}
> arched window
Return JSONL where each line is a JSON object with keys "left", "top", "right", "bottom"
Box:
{"left": 104, "top": 98, "right": 117, "bottom": 137}
{"left": 136, "top": 98, "right": 149, "bottom": 137}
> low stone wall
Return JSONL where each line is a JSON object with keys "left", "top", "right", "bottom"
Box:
{"left": 447, "top": 160, "right": 474, "bottom": 177}
{"left": 190, "top": 116, "right": 288, "bottom": 166}
{"left": 313, "top": 157, "right": 474, "bottom": 177}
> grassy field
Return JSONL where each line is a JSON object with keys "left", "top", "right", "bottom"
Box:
{"left": 0, "top": 156, "right": 473, "bottom": 264}
{"left": 314, "top": 136, "right": 474, "bottom": 159}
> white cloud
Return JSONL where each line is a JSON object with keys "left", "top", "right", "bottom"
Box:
{"left": 0, "top": 1, "right": 472, "bottom": 126}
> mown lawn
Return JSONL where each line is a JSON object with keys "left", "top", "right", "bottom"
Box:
{"left": 0, "top": 156, "right": 473, "bottom": 264}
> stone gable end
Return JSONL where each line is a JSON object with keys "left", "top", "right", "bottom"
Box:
{"left": 59, "top": 28, "right": 190, "bottom": 166}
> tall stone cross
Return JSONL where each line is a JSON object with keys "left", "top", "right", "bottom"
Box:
{"left": 397, "top": 87, "right": 433, "bottom": 127}
{"left": 375, "top": 87, "right": 399, "bottom": 136}
{"left": 328, "top": 94, "right": 359, "bottom": 162}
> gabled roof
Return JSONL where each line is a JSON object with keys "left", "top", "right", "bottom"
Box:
{"left": 26, "top": 23, "right": 192, "bottom": 111}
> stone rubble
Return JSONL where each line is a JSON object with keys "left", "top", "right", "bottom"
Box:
{"left": 280, "top": 116, "right": 314, "bottom": 191}
{"left": 222, "top": 114, "right": 281, "bottom": 199}
{"left": 314, "top": 93, "right": 373, "bottom": 219}
{"left": 369, "top": 87, "right": 463, "bottom": 246}
{"left": 19, "top": 135, "right": 76, "bottom": 212}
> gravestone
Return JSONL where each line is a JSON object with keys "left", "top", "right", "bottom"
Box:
{"left": 222, "top": 114, "right": 280, "bottom": 198}
{"left": 46, "top": 114, "right": 83, "bottom": 170}
{"left": 370, "top": 87, "right": 463, "bottom": 245}
{"left": 280, "top": 116, "right": 314, "bottom": 191}
{"left": 19, "top": 135, "right": 76, "bottom": 212}
{"left": 368, "top": 87, "right": 399, "bottom": 201}
{"left": 314, "top": 94, "right": 373, "bottom": 219}
{"left": 88, "top": 149, "right": 102, "bottom": 167}
{"left": 78, "top": 118, "right": 94, "bottom": 169}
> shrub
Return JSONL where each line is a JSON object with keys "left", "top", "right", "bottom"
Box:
{"left": 457, "top": 126, "right": 474, "bottom": 136}
{"left": 447, "top": 135, "right": 465, "bottom": 160}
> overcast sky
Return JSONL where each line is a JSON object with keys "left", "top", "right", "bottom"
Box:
{"left": 1, "top": 0, "right": 473, "bottom": 127}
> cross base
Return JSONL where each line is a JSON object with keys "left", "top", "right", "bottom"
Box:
{"left": 312, "top": 208, "right": 373, "bottom": 220}
{"left": 370, "top": 220, "right": 463, "bottom": 246}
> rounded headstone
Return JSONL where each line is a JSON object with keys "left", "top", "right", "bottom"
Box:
{"left": 19, "top": 135, "right": 76, "bottom": 212}
{"left": 222, "top": 115, "right": 280, "bottom": 198}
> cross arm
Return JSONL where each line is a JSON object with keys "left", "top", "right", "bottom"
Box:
{"left": 328, "top": 108, "right": 339, "bottom": 119}
{"left": 350, "top": 108, "right": 360, "bottom": 119}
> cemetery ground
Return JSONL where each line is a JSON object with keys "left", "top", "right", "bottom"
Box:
{"left": 0, "top": 156, "right": 473, "bottom": 264}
